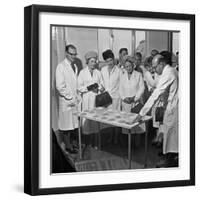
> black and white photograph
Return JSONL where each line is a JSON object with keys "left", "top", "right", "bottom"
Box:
{"left": 51, "top": 26, "right": 180, "bottom": 173}
{"left": 24, "top": 4, "right": 195, "bottom": 195}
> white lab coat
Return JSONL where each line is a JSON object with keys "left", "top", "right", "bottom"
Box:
{"left": 56, "top": 58, "right": 79, "bottom": 131}
{"left": 78, "top": 66, "right": 104, "bottom": 135}
{"left": 119, "top": 70, "right": 145, "bottom": 134}
{"left": 140, "top": 65, "right": 179, "bottom": 154}
{"left": 100, "top": 65, "right": 121, "bottom": 130}
{"left": 101, "top": 65, "right": 121, "bottom": 110}
{"left": 143, "top": 71, "right": 160, "bottom": 91}
{"left": 143, "top": 71, "right": 164, "bottom": 128}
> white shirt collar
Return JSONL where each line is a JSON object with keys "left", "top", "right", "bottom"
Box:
{"left": 64, "top": 58, "right": 71, "bottom": 66}
{"left": 162, "top": 64, "right": 171, "bottom": 74}
{"left": 107, "top": 65, "right": 118, "bottom": 74}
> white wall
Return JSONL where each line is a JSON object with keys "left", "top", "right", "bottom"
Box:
{"left": 146, "top": 31, "right": 169, "bottom": 56}
{"left": 0, "top": 0, "right": 199, "bottom": 200}
{"left": 66, "top": 27, "right": 98, "bottom": 64}
{"left": 55, "top": 27, "right": 172, "bottom": 63}
{"left": 173, "top": 32, "right": 179, "bottom": 54}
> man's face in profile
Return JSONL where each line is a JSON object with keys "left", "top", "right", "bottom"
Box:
{"left": 154, "top": 62, "right": 164, "bottom": 75}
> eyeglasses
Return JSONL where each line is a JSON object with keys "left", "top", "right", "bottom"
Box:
{"left": 67, "top": 52, "right": 77, "bottom": 56}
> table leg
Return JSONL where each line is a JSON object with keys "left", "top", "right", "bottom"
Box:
{"left": 144, "top": 121, "right": 148, "bottom": 168}
{"left": 98, "top": 122, "right": 101, "bottom": 150}
{"left": 128, "top": 130, "right": 132, "bottom": 169}
{"left": 78, "top": 116, "right": 82, "bottom": 160}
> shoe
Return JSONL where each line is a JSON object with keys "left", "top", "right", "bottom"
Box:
{"left": 156, "top": 158, "right": 170, "bottom": 168}
{"left": 156, "top": 156, "right": 178, "bottom": 168}
{"left": 168, "top": 155, "right": 179, "bottom": 167}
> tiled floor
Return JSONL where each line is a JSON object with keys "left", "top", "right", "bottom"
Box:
{"left": 62, "top": 126, "right": 162, "bottom": 172}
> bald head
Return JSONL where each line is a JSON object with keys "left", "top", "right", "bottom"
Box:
{"left": 152, "top": 54, "right": 163, "bottom": 67}
{"left": 152, "top": 54, "right": 168, "bottom": 75}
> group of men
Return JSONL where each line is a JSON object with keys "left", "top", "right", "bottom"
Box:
{"left": 55, "top": 43, "right": 179, "bottom": 168}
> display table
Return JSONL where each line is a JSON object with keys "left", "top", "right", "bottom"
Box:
{"left": 75, "top": 107, "right": 152, "bottom": 169}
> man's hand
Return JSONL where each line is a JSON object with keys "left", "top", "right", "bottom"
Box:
{"left": 134, "top": 96, "right": 140, "bottom": 103}
{"left": 135, "top": 114, "right": 143, "bottom": 122}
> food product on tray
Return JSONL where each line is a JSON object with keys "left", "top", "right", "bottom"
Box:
{"left": 126, "top": 118, "right": 138, "bottom": 125}
{"left": 117, "top": 119, "right": 126, "bottom": 123}
{"left": 100, "top": 117, "right": 108, "bottom": 121}
{"left": 125, "top": 120, "right": 136, "bottom": 125}
{"left": 107, "top": 118, "right": 115, "bottom": 121}
{"left": 126, "top": 113, "right": 134, "bottom": 117}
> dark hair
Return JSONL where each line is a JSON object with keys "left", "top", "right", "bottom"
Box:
{"left": 151, "top": 49, "right": 159, "bottom": 56}
{"left": 160, "top": 50, "right": 172, "bottom": 65}
{"left": 119, "top": 48, "right": 128, "bottom": 54}
{"left": 102, "top": 49, "right": 114, "bottom": 60}
{"left": 135, "top": 52, "right": 142, "bottom": 59}
{"left": 65, "top": 44, "right": 76, "bottom": 52}
{"left": 144, "top": 56, "right": 153, "bottom": 67}
{"left": 157, "top": 57, "right": 168, "bottom": 65}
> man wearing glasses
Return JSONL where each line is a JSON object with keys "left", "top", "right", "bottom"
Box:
{"left": 56, "top": 44, "right": 81, "bottom": 155}
{"left": 137, "top": 53, "right": 179, "bottom": 168}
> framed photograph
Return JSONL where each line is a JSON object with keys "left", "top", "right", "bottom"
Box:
{"left": 24, "top": 4, "right": 195, "bottom": 195}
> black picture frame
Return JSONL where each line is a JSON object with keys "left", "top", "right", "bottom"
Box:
{"left": 24, "top": 4, "right": 195, "bottom": 195}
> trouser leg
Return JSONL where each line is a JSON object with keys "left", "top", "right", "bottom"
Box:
{"left": 60, "top": 130, "right": 71, "bottom": 149}
{"left": 70, "top": 128, "right": 78, "bottom": 147}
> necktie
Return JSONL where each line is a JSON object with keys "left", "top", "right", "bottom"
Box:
{"left": 90, "top": 70, "right": 93, "bottom": 77}
{"left": 71, "top": 63, "right": 76, "bottom": 73}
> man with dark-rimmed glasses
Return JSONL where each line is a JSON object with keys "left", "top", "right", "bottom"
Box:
{"left": 56, "top": 44, "right": 81, "bottom": 156}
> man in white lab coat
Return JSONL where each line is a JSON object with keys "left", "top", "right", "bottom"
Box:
{"left": 137, "top": 54, "right": 179, "bottom": 167}
{"left": 56, "top": 44, "right": 80, "bottom": 155}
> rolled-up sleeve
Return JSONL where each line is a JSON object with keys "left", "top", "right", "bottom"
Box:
{"left": 144, "top": 71, "right": 157, "bottom": 88}
{"left": 135, "top": 73, "right": 145, "bottom": 101}
{"left": 56, "top": 65, "right": 73, "bottom": 100}
{"left": 119, "top": 75, "right": 126, "bottom": 100}
{"left": 139, "top": 70, "right": 174, "bottom": 116}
